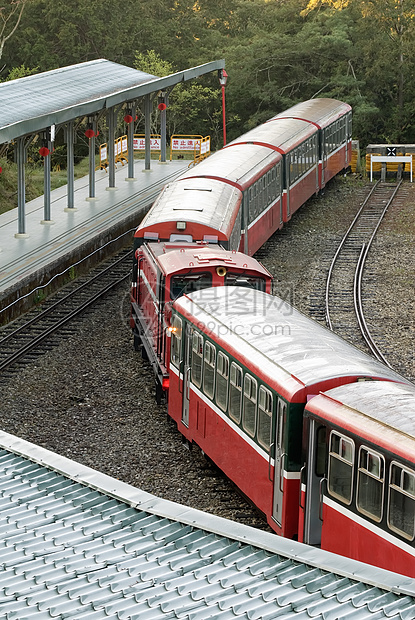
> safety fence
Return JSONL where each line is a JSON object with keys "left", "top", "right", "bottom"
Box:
{"left": 170, "top": 135, "right": 211, "bottom": 164}
{"left": 98, "top": 134, "right": 210, "bottom": 170}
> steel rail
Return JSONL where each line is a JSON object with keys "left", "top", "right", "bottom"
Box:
{"left": 0, "top": 251, "right": 132, "bottom": 347}
{"left": 325, "top": 180, "right": 379, "bottom": 330}
{"left": 352, "top": 181, "right": 402, "bottom": 367}
{"left": 0, "top": 253, "right": 132, "bottom": 373}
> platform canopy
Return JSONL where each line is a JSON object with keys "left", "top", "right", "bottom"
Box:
{"left": 0, "top": 58, "right": 225, "bottom": 144}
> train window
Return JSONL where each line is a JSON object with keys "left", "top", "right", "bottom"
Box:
{"left": 258, "top": 386, "right": 272, "bottom": 450}
{"left": 216, "top": 352, "right": 229, "bottom": 411}
{"left": 170, "top": 272, "right": 212, "bottom": 300}
{"left": 191, "top": 331, "right": 203, "bottom": 388}
{"left": 357, "top": 447, "right": 385, "bottom": 522}
{"left": 243, "top": 374, "right": 257, "bottom": 438}
{"left": 229, "top": 363, "right": 242, "bottom": 423}
{"left": 388, "top": 463, "right": 415, "bottom": 541}
{"left": 328, "top": 432, "right": 354, "bottom": 505}
{"left": 170, "top": 315, "right": 182, "bottom": 368}
{"left": 203, "top": 341, "right": 216, "bottom": 399}
{"left": 225, "top": 273, "right": 266, "bottom": 291}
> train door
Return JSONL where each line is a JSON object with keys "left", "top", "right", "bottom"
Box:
{"left": 321, "top": 129, "right": 327, "bottom": 187}
{"left": 181, "top": 322, "right": 193, "bottom": 427}
{"left": 272, "top": 398, "right": 286, "bottom": 526}
{"left": 303, "top": 420, "right": 327, "bottom": 545}
{"left": 285, "top": 155, "right": 290, "bottom": 220}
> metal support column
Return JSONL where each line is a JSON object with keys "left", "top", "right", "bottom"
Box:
{"left": 127, "top": 102, "right": 136, "bottom": 180}
{"left": 144, "top": 94, "right": 152, "bottom": 171}
{"left": 65, "top": 122, "right": 76, "bottom": 211}
{"left": 108, "top": 107, "right": 116, "bottom": 189}
{"left": 160, "top": 91, "right": 167, "bottom": 163}
{"left": 87, "top": 118, "right": 97, "bottom": 200}
{"left": 15, "top": 137, "right": 28, "bottom": 238}
{"left": 41, "top": 140, "right": 53, "bottom": 224}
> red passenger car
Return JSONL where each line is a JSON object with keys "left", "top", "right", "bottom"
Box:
{"left": 300, "top": 381, "right": 415, "bottom": 577}
{"left": 133, "top": 98, "right": 352, "bottom": 257}
{"left": 130, "top": 245, "right": 272, "bottom": 403}
{"left": 168, "top": 287, "right": 407, "bottom": 540}
{"left": 271, "top": 98, "right": 352, "bottom": 189}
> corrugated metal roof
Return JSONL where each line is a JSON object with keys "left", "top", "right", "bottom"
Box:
{"left": 1, "top": 429, "right": 415, "bottom": 619}
{"left": 0, "top": 58, "right": 225, "bottom": 143}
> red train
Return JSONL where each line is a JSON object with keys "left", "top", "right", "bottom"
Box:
{"left": 169, "top": 287, "right": 415, "bottom": 577}
{"left": 130, "top": 97, "right": 415, "bottom": 577}
{"left": 131, "top": 98, "right": 352, "bottom": 401}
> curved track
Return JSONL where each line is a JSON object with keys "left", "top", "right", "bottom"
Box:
{"left": 0, "top": 249, "right": 132, "bottom": 374}
{"left": 325, "top": 181, "right": 406, "bottom": 361}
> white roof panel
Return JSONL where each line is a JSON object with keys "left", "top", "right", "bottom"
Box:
{"left": 138, "top": 177, "right": 242, "bottom": 235}
{"left": 175, "top": 288, "right": 408, "bottom": 395}
{"left": 226, "top": 117, "right": 316, "bottom": 154}
{"left": 180, "top": 143, "right": 282, "bottom": 188}
{"left": 313, "top": 381, "right": 415, "bottom": 436}
{"left": 271, "top": 97, "right": 352, "bottom": 128}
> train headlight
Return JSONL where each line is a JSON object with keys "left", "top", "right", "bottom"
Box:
{"left": 177, "top": 221, "right": 186, "bottom": 230}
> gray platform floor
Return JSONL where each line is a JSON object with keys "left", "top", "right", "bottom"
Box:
{"left": 0, "top": 159, "right": 188, "bottom": 299}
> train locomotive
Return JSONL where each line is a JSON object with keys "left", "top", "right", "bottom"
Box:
{"left": 131, "top": 98, "right": 352, "bottom": 402}
{"left": 169, "top": 287, "right": 415, "bottom": 577}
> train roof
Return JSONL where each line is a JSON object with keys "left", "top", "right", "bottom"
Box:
{"left": 174, "top": 287, "right": 408, "bottom": 401}
{"left": 224, "top": 117, "right": 317, "bottom": 154}
{"left": 179, "top": 143, "right": 282, "bottom": 190}
{"left": 271, "top": 98, "right": 352, "bottom": 129}
{"left": 147, "top": 243, "right": 272, "bottom": 278}
{"left": 1, "top": 429, "right": 415, "bottom": 619}
{"left": 135, "top": 176, "right": 241, "bottom": 238}
{"left": 305, "top": 381, "right": 415, "bottom": 461}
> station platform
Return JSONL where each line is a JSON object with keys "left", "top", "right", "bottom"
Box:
{"left": 0, "top": 159, "right": 189, "bottom": 321}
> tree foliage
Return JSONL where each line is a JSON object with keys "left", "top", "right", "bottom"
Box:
{"left": 1, "top": 0, "right": 415, "bottom": 147}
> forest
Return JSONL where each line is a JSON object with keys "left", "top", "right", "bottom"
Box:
{"left": 1, "top": 0, "right": 415, "bottom": 149}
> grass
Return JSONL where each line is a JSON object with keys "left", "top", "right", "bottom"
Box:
{"left": 0, "top": 156, "right": 93, "bottom": 215}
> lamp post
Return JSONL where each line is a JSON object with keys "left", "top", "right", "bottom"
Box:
{"left": 218, "top": 69, "right": 228, "bottom": 146}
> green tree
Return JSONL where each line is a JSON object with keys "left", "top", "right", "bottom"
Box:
{"left": 133, "top": 50, "right": 224, "bottom": 147}
{"left": 0, "top": 0, "right": 30, "bottom": 61}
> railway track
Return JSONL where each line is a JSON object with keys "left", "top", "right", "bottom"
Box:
{"left": 325, "top": 180, "right": 406, "bottom": 362}
{"left": 0, "top": 249, "right": 132, "bottom": 374}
